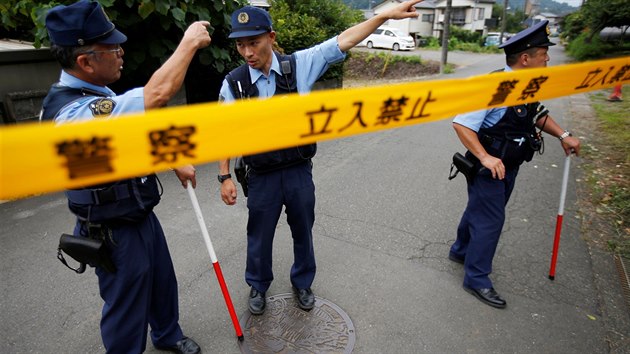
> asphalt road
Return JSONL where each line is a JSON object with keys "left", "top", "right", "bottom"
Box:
{"left": 2, "top": 45, "right": 629, "bottom": 353}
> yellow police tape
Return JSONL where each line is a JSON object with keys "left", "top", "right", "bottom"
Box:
{"left": 0, "top": 56, "right": 628, "bottom": 200}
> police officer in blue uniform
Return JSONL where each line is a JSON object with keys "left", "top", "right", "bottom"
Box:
{"left": 42, "top": 1, "right": 211, "bottom": 352}
{"left": 449, "top": 20, "right": 581, "bottom": 309}
{"left": 217, "top": 1, "right": 424, "bottom": 315}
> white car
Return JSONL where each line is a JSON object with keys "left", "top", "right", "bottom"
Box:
{"left": 361, "top": 26, "right": 415, "bottom": 51}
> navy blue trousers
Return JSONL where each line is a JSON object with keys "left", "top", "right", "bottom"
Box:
{"left": 245, "top": 161, "right": 316, "bottom": 293}
{"left": 75, "top": 212, "right": 183, "bottom": 353}
{"left": 450, "top": 167, "right": 519, "bottom": 289}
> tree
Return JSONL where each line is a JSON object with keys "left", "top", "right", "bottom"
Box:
{"left": 561, "top": 10, "right": 587, "bottom": 42}
{"left": 562, "top": 0, "right": 630, "bottom": 61}
{"left": 270, "top": 0, "right": 363, "bottom": 83}
{"left": 581, "top": 0, "right": 630, "bottom": 40}
{"left": 489, "top": 3, "right": 527, "bottom": 33}
{"left": 0, "top": 0, "right": 246, "bottom": 103}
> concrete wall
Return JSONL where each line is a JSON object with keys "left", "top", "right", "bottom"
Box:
{"left": 0, "top": 46, "right": 60, "bottom": 124}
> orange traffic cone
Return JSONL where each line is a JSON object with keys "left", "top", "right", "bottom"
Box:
{"left": 607, "top": 84, "right": 623, "bottom": 102}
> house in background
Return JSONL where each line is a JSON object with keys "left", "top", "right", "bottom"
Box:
{"left": 533, "top": 12, "right": 562, "bottom": 35}
{"left": 369, "top": 0, "right": 495, "bottom": 43}
{"left": 248, "top": 0, "right": 270, "bottom": 8}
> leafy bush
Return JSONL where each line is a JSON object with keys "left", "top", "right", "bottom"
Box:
{"left": 447, "top": 37, "right": 460, "bottom": 50}
{"left": 270, "top": 0, "right": 363, "bottom": 83}
{"left": 468, "top": 42, "right": 502, "bottom": 53}
{"left": 562, "top": 0, "right": 630, "bottom": 61}
{"left": 566, "top": 32, "right": 609, "bottom": 61}
{"left": 561, "top": 11, "right": 587, "bottom": 43}
{"left": 424, "top": 36, "right": 441, "bottom": 48}
{"left": 449, "top": 25, "right": 481, "bottom": 44}
{"left": 0, "top": 0, "right": 245, "bottom": 102}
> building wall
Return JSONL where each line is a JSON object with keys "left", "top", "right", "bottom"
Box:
{"left": 0, "top": 46, "right": 60, "bottom": 124}
{"left": 372, "top": 1, "right": 436, "bottom": 37}
{"left": 372, "top": 0, "right": 494, "bottom": 39}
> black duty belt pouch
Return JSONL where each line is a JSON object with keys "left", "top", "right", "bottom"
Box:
{"left": 496, "top": 133, "right": 536, "bottom": 169}
{"left": 58, "top": 234, "right": 116, "bottom": 274}
{"left": 449, "top": 152, "right": 476, "bottom": 184}
{"left": 234, "top": 156, "right": 249, "bottom": 197}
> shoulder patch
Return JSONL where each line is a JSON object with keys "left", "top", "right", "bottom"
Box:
{"left": 89, "top": 98, "right": 116, "bottom": 117}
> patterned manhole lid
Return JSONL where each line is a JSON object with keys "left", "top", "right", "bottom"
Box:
{"left": 238, "top": 293, "right": 355, "bottom": 354}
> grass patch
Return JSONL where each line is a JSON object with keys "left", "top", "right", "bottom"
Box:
{"left": 442, "top": 63, "right": 456, "bottom": 74}
{"left": 423, "top": 38, "right": 502, "bottom": 54}
{"left": 583, "top": 87, "right": 630, "bottom": 257}
{"left": 345, "top": 51, "right": 439, "bottom": 80}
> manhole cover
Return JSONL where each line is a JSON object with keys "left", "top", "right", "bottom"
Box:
{"left": 238, "top": 293, "right": 355, "bottom": 354}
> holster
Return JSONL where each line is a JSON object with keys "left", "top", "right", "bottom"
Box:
{"left": 57, "top": 233, "right": 116, "bottom": 274}
{"left": 449, "top": 152, "right": 476, "bottom": 184}
{"left": 234, "top": 157, "right": 249, "bottom": 197}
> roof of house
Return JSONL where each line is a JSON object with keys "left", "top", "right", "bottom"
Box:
{"left": 416, "top": 0, "right": 438, "bottom": 9}
{"left": 373, "top": 0, "right": 494, "bottom": 11}
{"left": 539, "top": 12, "right": 561, "bottom": 18}
{"left": 0, "top": 39, "right": 39, "bottom": 51}
{"left": 248, "top": 0, "right": 270, "bottom": 8}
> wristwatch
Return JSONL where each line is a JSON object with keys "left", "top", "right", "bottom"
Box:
{"left": 217, "top": 173, "right": 232, "bottom": 183}
{"left": 558, "top": 130, "right": 572, "bottom": 140}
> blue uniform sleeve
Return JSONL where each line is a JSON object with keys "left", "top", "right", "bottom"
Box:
{"left": 54, "top": 87, "right": 145, "bottom": 123}
{"left": 453, "top": 109, "right": 489, "bottom": 132}
{"left": 453, "top": 107, "right": 508, "bottom": 132}
{"left": 218, "top": 79, "right": 236, "bottom": 103}
{"left": 294, "top": 36, "right": 346, "bottom": 94}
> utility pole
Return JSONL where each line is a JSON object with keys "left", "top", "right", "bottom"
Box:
{"left": 471, "top": 0, "right": 477, "bottom": 32}
{"left": 440, "top": 0, "right": 452, "bottom": 74}
{"left": 499, "top": 0, "right": 508, "bottom": 44}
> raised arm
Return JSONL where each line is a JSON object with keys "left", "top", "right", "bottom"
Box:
{"left": 337, "top": 0, "right": 422, "bottom": 52}
{"left": 144, "top": 21, "right": 212, "bottom": 109}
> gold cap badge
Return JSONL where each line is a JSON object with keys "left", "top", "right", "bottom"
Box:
{"left": 238, "top": 12, "right": 249, "bottom": 24}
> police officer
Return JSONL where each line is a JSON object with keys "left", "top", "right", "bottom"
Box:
{"left": 217, "top": 1, "right": 424, "bottom": 315}
{"left": 449, "top": 20, "right": 581, "bottom": 309}
{"left": 42, "top": 1, "right": 211, "bottom": 352}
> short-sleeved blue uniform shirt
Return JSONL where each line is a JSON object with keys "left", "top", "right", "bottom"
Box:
{"left": 218, "top": 36, "right": 346, "bottom": 101}
{"left": 453, "top": 66, "right": 513, "bottom": 132}
{"left": 53, "top": 70, "right": 145, "bottom": 123}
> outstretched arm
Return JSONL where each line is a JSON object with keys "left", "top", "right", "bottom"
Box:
{"left": 337, "top": 0, "right": 422, "bottom": 52}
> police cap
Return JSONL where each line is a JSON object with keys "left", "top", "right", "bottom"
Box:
{"left": 499, "top": 20, "right": 555, "bottom": 55}
{"left": 228, "top": 6, "right": 272, "bottom": 39}
{"left": 45, "top": 0, "right": 127, "bottom": 46}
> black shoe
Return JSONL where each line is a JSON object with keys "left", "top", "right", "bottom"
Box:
{"left": 155, "top": 336, "right": 201, "bottom": 354}
{"left": 448, "top": 253, "right": 465, "bottom": 264}
{"left": 293, "top": 287, "right": 315, "bottom": 311}
{"left": 463, "top": 286, "right": 506, "bottom": 309}
{"left": 248, "top": 287, "right": 266, "bottom": 315}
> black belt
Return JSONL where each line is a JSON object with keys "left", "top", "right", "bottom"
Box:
{"left": 66, "top": 184, "right": 130, "bottom": 205}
